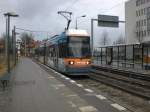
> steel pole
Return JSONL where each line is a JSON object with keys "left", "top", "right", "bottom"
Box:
{"left": 6, "top": 16, "right": 10, "bottom": 73}
{"left": 75, "top": 19, "right": 77, "bottom": 29}
{"left": 25, "top": 38, "right": 26, "bottom": 56}
{"left": 14, "top": 26, "right": 17, "bottom": 65}
{"left": 44, "top": 43, "right": 46, "bottom": 65}
{"left": 91, "top": 19, "right": 98, "bottom": 57}
{"left": 12, "top": 30, "right": 14, "bottom": 65}
{"left": 5, "top": 17, "right": 8, "bottom": 60}
{"left": 91, "top": 19, "right": 94, "bottom": 57}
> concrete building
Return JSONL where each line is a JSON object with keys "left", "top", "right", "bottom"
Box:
{"left": 125, "top": 0, "right": 150, "bottom": 44}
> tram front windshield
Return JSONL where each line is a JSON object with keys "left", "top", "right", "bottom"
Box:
{"left": 68, "top": 36, "right": 91, "bottom": 58}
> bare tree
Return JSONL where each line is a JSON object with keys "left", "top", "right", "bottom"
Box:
{"left": 100, "top": 30, "right": 109, "bottom": 46}
{"left": 20, "top": 32, "right": 34, "bottom": 44}
{"left": 20, "top": 32, "right": 35, "bottom": 56}
{"left": 114, "top": 34, "right": 125, "bottom": 45}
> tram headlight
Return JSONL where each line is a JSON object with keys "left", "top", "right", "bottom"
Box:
{"left": 69, "top": 61, "right": 74, "bottom": 65}
{"left": 86, "top": 61, "right": 91, "bottom": 64}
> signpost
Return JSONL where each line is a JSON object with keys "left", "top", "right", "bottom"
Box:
{"left": 91, "top": 15, "right": 125, "bottom": 57}
{"left": 98, "top": 15, "right": 119, "bottom": 27}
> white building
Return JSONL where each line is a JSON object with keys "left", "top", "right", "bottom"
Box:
{"left": 125, "top": 0, "right": 150, "bottom": 44}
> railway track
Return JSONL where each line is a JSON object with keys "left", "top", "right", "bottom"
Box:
{"left": 92, "top": 65, "right": 150, "bottom": 81}
{"left": 90, "top": 66, "right": 150, "bottom": 100}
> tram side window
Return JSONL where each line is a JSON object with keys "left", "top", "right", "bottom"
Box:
{"left": 59, "top": 43, "right": 68, "bottom": 58}
{"left": 53, "top": 47, "right": 56, "bottom": 57}
{"left": 49, "top": 47, "right": 55, "bottom": 57}
{"left": 39, "top": 47, "right": 44, "bottom": 56}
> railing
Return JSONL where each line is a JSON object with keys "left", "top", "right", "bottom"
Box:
{"left": 93, "top": 44, "right": 150, "bottom": 73}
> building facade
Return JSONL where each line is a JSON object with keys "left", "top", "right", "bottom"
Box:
{"left": 125, "top": 0, "right": 150, "bottom": 44}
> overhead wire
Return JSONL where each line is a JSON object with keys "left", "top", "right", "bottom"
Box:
{"left": 63, "top": 0, "right": 125, "bottom": 19}
{"left": 15, "top": 27, "right": 52, "bottom": 40}
{"left": 16, "top": 27, "right": 51, "bottom": 33}
{"left": 65, "top": 0, "right": 80, "bottom": 11}
{"left": 98, "top": 1, "right": 125, "bottom": 14}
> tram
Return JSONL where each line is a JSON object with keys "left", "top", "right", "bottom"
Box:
{"left": 36, "top": 29, "right": 91, "bottom": 75}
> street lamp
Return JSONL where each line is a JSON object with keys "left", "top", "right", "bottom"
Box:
{"left": 13, "top": 28, "right": 20, "bottom": 65}
{"left": 75, "top": 15, "right": 86, "bottom": 29}
{"left": 4, "top": 12, "right": 19, "bottom": 73}
{"left": 4, "top": 12, "right": 19, "bottom": 17}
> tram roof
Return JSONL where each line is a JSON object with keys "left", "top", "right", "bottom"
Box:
{"left": 66, "top": 29, "right": 89, "bottom": 37}
{"left": 45, "top": 29, "right": 89, "bottom": 46}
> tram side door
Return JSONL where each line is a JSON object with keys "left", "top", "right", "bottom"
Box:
{"left": 54, "top": 45, "right": 59, "bottom": 69}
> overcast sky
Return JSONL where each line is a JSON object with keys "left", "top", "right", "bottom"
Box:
{"left": 0, "top": 0, "right": 128, "bottom": 47}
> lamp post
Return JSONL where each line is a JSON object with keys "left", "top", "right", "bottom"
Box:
{"left": 75, "top": 15, "right": 86, "bottom": 29}
{"left": 4, "top": 12, "right": 19, "bottom": 73}
{"left": 13, "top": 27, "right": 20, "bottom": 65}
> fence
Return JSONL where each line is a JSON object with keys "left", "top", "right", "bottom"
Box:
{"left": 93, "top": 43, "right": 150, "bottom": 72}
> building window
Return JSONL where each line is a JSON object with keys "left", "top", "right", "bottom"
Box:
{"left": 136, "top": 0, "right": 146, "bottom": 6}
{"left": 144, "top": 19, "right": 147, "bottom": 26}
{"left": 147, "top": 7, "right": 150, "bottom": 15}
{"left": 148, "top": 30, "right": 150, "bottom": 35}
{"left": 141, "top": 9, "right": 144, "bottom": 16}
{"left": 139, "top": 31, "right": 142, "bottom": 37}
{"left": 137, "top": 32, "right": 139, "bottom": 38}
{"left": 136, "top": 0, "right": 139, "bottom": 6}
{"left": 144, "top": 8, "right": 147, "bottom": 15}
{"left": 142, "top": 0, "right": 144, "bottom": 4}
{"left": 136, "top": 21, "right": 139, "bottom": 27}
{"left": 141, "top": 20, "right": 144, "bottom": 26}
{"left": 147, "top": 19, "right": 150, "bottom": 31}
{"left": 139, "top": 20, "right": 141, "bottom": 27}
{"left": 142, "top": 30, "right": 144, "bottom": 37}
{"left": 136, "top": 11, "right": 138, "bottom": 17}
{"left": 144, "top": 30, "right": 147, "bottom": 37}
{"left": 136, "top": 0, "right": 138, "bottom": 6}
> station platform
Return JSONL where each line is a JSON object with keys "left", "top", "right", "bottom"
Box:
{"left": 2, "top": 58, "right": 130, "bottom": 112}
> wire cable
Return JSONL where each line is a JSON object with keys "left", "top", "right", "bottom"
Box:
{"left": 99, "top": 1, "right": 125, "bottom": 14}
{"left": 65, "top": 0, "right": 80, "bottom": 11}
{"left": 16, "top": 27, "right": 51, "bottom": 33}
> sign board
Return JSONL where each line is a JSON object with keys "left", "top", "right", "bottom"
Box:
{"left": 98, "top": 15, "right": 119, "bottom": 27}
